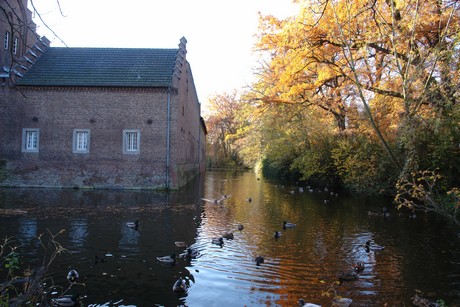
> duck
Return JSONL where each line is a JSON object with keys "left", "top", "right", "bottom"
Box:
{"left": 126, "top": 220, "right": 139, "bottom": 230}
{"left": 175, "top": 241, "right": 187, "bottom": 247}
{"left": 298, "top": 299, "right": 321, "bottom": 307}
{"left": 212, "top": 237, "right": 224, "bottom": 246}
{"left": 180, "top": 248, "right": 200, "bottom": 260}
{"left": 157, "top": 254, "right": 176, "bottom": 264}
{"left": 66, "top": 270, "right": 79, "bottom": 283}
{"left": 237, "top": 224, "right": 244, "bottom": 231}
{"left": 365, "top": 241, "right": 384, "bottom": 252}
{"left": 354, "top": 261, "right": 365, "bottom": 273}
{"left": 94, "top": 255, "right": 106, "bottom": 265}
{"left": 201, "top": 194, "right": 231, "bottom": 204}
{"left": 222, "top": 232, "right": 234, "bottom": 240}
{"left": 172, "top": 277, "right": 187, "bottom": 293}
{"left": 338, "top": 271, "right": 359, "bottom": 284}
{"left": 255, "top": 256, "right": 264, "bottom": 266}
{"left": 201, "top": 197, "right": 219, "bottom": 204}
{"left": 273, "top": 231, "right": 282, "bottom": 240}
{"left": 332, "top": 297, "right": 353, "bottom": 307}
{"left": 247, "top": 197, "right": 252, "bottom": 203}
{"left": 51, "top": 294, "right": 79, "bottom": 307}
{"left": 283, "top": 221, "right": 296, "bottom": 229}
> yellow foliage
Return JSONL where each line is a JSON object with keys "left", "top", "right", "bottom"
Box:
{"left": 251, "top": 0, "right": 460, "bottom": 144}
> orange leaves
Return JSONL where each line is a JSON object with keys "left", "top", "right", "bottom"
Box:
{"left": 229, "top": 0, "right": 460, "bottom": 195}
{"left": 252, "top": 0, "right": 460, "bottom": 132}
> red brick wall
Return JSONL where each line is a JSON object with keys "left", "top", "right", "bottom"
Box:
{"left": 1, "top": 86, "right": 181, "bottom": 189}
{"left": 0, "top": 12, "right": 206, "bottom": 189}
{"left": 169, "top": 60, "right": 206, "bottom": 188}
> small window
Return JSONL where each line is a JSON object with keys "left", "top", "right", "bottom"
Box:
{"left": 4, "top": 31, "right": 10, "bottom": 50}
{"left": 123, "top": 129, "right": 140, "bottom": 154}
{"left": 12, "top": 36, "right": 18, "bottom": 54}
{"left": 73, "top": 129, "right": 90, "bottom": 153}
{"left": 22, "top": 128, "right": 39, "bottom": 152}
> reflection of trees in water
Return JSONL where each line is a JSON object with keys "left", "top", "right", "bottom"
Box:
{"left": 1, "top": 172, "right": 459, "bottom": 306}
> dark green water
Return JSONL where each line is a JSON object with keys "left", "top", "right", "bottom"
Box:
{"left": 0, "top": 171, "right": 459, "bottom": 306}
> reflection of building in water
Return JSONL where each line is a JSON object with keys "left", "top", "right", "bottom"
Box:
{"left": 118, "top": 222, "right": 141, "bottom": 253}
{"left": 17, "top": 218, "right": 38, "bottom": 246}
{"left": 68, "top": 219, "right": 88, "bottom": 250}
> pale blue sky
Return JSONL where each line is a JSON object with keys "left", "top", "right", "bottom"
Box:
{"left": 32, "top": 0, "right": 298, "bottom": 110}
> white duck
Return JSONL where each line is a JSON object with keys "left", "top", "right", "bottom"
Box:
{"left": 283, "top": 221, "right": 296, "bottom": 229}
{"left": 51, "top": 294, "right": 79, "bottom": 307}
{"left": 157, "top": 254, "right": 176, "bottom": 264}
{"left": 298, "top": 299, "right": 321, "bottom": 307}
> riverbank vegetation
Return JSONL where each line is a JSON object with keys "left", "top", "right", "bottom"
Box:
{"left": 204, "top": 0, "right": 460, "bottom": 225}
{"left": 0, "top": 230, "right": 78, "bottom": 306}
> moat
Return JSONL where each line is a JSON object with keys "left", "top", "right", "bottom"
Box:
{"left": 1, "top": 171, "right": 459, "bottom": 306}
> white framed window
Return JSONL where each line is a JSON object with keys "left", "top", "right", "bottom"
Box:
{"left": 4, "top": 31, "right": 10, "bottom": 50}
{"left": 22, "top": 128, "right": 39, "bottom": 152}
{"left": 72, "top": 129, "right": 90, "bottom": 154}
{"left": 123, "top": 129, "right": 140, "bottom": 154}
{"left": 12, "top": 36, "right": 18, "bottom": 54}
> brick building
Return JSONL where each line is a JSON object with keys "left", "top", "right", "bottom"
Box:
{"left": 0, "top": 0, "right": 206, "bottom": 189}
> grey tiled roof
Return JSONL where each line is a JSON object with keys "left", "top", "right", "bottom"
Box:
{"left": 17, "top": 47, "right": 178, "bottom": 87}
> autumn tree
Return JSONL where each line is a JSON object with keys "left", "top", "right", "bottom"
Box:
{"left": 205, "top": 91, "right": 247, "bottom": 168}
{"left": 245, "top": 0, "right": 460, "bottom": 195}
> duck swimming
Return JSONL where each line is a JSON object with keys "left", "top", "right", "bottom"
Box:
{"left": 298, "top": 299, "right": 321, "bottom": 307}
{"left": 365, "top": 241, "right": 384, "bottom": 252}
{"left": 354, "top": 261, "right": 365, "bottom": 273}
{"left": 94, "top": 255, "right": 106, "bottom": 265}
{"left": 180, "top": 248, "right": 200, "bottom": 260}
{"left": 283, "top": 221, "right": 296, "bottom": 229}
{"left": 51, "top": 294, "right": 79, "bottom": 307}
{"left": 201, "top": 194, "right": 231, "bottom": 204}
{"left": 274, "top": 231, "right": 282, "bottom": 240}
{"left": 66, "top": 270, "right": 79, "bottom": 283}
{"left": 332, "top": 297, "right": 353, "bottom": 307}
{"left": 212, "top": 237, "right": 224, "bottom": 246}
{"left": 255, "top": 256, "right": 264, "bottom": 266}
{"left": 222, "top": 232, "right": 234, "bottom": 240}
{"left": 175, "top": 241, "right": 187, "bottom": 247}
{"left": 157, "top": 254, "right": 176, "bottom": 264}
{"left": 172, "top": 277, "right": 187, "bottom": 293}
{"left": 338, "top": 271, "right": 359, "bottom": 284}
